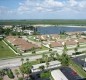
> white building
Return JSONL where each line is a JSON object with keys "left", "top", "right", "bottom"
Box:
{"left": 31, "top": 61, "right": 61, "bottom": 72}
{"left": 13, "top": 27, "right": 22, "bottom": 32}
{"left": 3, "top": 25, "right": 12, "bottom": 29}
{"left": 23, "top": 30, "right": 34, "bottom": 35}
{"left": 51, "top": 70, "right": 68, "bottom": 80}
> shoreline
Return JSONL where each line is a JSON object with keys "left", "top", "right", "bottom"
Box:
{"left": 33, "top": 24, "right": 86, "bottom": 28}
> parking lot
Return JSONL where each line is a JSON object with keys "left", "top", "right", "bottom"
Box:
{"left": 60, "top": 67, "right": 83, "bottom": 80}
{"left": 72, "top": 55, "right": 86, "bottom": 70}
{"left": 30, "top": 71, "right": 50, "bottom": 80}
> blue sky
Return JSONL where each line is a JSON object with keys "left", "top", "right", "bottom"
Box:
{"left": 0, "top": 0, "right": 86, "bottom": 19}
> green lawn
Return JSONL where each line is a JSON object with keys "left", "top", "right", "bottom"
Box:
{"left": 69, "top": 60, "right": 86, "bottom": 78}
{"left": 0, "top": 40, "right": 16, "bottom": 59}
{"left": 28, "top": 36, "right": 39, "bottom": 42}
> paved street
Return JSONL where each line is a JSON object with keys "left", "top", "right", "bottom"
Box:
{"left": 0, "top": 46, "right": 86, "bottom": 69}
{"left": 0, "top": 55, "right": 42, "bottom": 69}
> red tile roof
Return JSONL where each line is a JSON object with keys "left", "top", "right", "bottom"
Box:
{"left": 6, "top": 36, "right": 39, "bottom": 51}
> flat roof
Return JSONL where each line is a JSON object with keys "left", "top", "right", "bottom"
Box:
{"left": 51, "top": 69, "right": 68, "bottom": 80}
{"left": 31, "top": 60, "right": 61, "bottom": 72}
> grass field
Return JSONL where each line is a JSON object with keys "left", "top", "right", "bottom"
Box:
{"left": 0, "top": 40, "right": 16, "bottom": 59}
{"left": 0, "top": 19, "right": 86, "bottom": 25}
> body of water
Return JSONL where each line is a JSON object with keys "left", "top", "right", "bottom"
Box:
{"left": 37, "top": 26, "right": 86, "bottom": 34}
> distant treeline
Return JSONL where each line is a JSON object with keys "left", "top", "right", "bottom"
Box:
{"left": 0, "top": 19, "right": 86, "bottom": 25}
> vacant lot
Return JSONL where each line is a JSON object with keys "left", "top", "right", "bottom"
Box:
{"left": 0, "top": 40, "right": 16, "bottom": 59}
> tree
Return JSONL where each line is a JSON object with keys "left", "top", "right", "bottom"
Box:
{"left": 77, "top": 42, "right": 80, "bottom": 48}
{"left": 45, "top": 55, "right": 49, "bottom": 62}
{"left": 50, "top": 52, "right": 55, "bottom": 61}
{"left": 61, "top": 53, "right": 70, "bottom": 66}
{"left": 32, "top": 47, "right": 36, "bottom": 54}
{"left": 14, "top": 69, "right": 20, "bottom": 78}
{"left": 74, "top": 47, "right": 78, "bottom": 53}
{"left": 39, "top": 66, "right": 45, "bottom": 71}
{"left": 63, "top": 43, "right": 68, "bottom": 54}
{"left": 4, "top": 28, "right": 12, "bottom": 35}
{"left": 46, "top": 62, "right": 49, "bottom": 68}
{"left": 21, "top": 58, "right": 24, "bottom": 65}
{"left": 26, "top": 58, "right": 29, "bottom": 63}
{"left": 49, "top": 44, "right": 52, "bottom": 52}
{"left": 40, "top": 71, "right": 50, "bottom": 79}
{"left": 6, "top": 69, "right": 14, "bottom": 79}
{"left": 42, "top": 54, "right": 49, "bottom": 63}
{"left": 55, "top": 53, "right": 60, "bottom": 60}
{"left": 42, "top": 54, "right": 46, "bottom": 62}
{"left": 19, "top": 63, "right": 31, "bottom": 77}
{"left": 0, "top": 77, "right": 3, "bottom": 80}
{"left": 49, "top": 48, "right": 52, "bottom": 52}
{"left": 18, "top": 77, "right": 23, "bottom": 80}
{"left": 76, "top": 33, "right": 79, "bottom": 39}
{"left": 0, "top": 70, "right": 5, "bottom": 80}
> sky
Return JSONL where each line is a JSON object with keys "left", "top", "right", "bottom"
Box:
{"left": 0, "top": 0, "right": 86, "bottom": 19}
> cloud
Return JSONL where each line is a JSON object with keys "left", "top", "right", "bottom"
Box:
{"left": 68, "top": 0, "right": 77, "bottom": 7}
{"left": 66, "top": 0, "right": 86, "bottom": 12}
{"left": 16, "top": 0, "right": 65, "bottom": 13}
{"left": 16, "top": 0, "right": 86, "bottom": 14}
{"left": 0, "top": 0, "right": 86, "bottom": 19}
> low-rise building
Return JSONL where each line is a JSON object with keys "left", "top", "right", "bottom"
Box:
{"left": 51, "top": 69, "right": 68, "bottom": 80}
{"left": 31, "top": 61, "right": 61, "bottom": 72}
{"left": 51, "top": 67, "right": 84, "bottom": 80}
{"left": 23, "top": 30, "right": 34, "bottom": 35}
{"left": 6, "top": 36, "right": 39, "bottom": 52}
{"left": 3, "top": 25, "right": 13, "bottom": 29}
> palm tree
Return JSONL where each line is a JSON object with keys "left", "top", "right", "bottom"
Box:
{"left": 39, "top": 66, "right": 45, "bottom": 71}
{"left": 50, "top": 52, "right": 55, "bottom": 61}
{"left": 42, "top": 54, "right": 45, "bottom": 62}
{"left": 77, "top": 41, "right": 80, "bottom": 48}
{"left": 74, "top": 47, "right": 78, "bottom": 56}
{"left": 74, "top": 47, "right": 78, "bottom": 53}
{"left": 49, "top": 44, "right": 52, "bottom": 52}
{"left": 55, "top": 53, "right": 60, "bottom": 60}
{"left": 26, "top": 58, "right": 29, "bottom": 63}
{"left": 21, "top": 58, "right": 24, "bottom": 65}
{"left": 45, "top": 55, "right": 49, "bottom": 62}
{"left": 76, "top": 33, "right": 79, "bottom": 39}
{"left": 46, "top": 62, "right": 49, "bottom": 68}
{"left": 61, "top": 53, "right": 70, "bottom": 66}
{"left": 32, "top": 47, "right": 36, "bottom": 54}
{"left": 15, "top": 69, "right": 20, "bottom": 78}
{"left": 63, "top": 42, "right": 68, "bottom": 54}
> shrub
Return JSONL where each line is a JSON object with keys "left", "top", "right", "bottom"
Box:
{"left": 40, "top": 71, "right": 50, "bottom": 79}
{"left": 18, "top": 77, "right": 23, "bottom": 80}
{"left": 6, "top": 69, "right": 14, "bottom": 79}
{"left": 0, "top": 77, "right": 3, "bottom": 80}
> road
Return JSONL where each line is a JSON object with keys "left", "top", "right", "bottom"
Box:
{"left": 0, "top": 55, "right": 42, "bottom": 69}
{"left": 0, "top": 46, "right": 86, "bottom": 69}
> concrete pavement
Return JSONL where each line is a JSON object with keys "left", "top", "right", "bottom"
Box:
{"left": 0, "top": 55, "right": 42, "bottom": 69}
